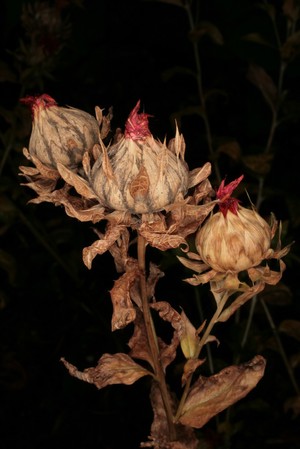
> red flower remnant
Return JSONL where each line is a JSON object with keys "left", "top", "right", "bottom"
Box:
{"left": 216, "top": 175, "right": 244, "bottom": 217}
{"left": 124, "top": 100, "right": 152, "bottom": 140}
{"left": 20, "top": 94, "right": 57, "bottom": 117}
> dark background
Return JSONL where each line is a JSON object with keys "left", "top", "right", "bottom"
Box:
{"left": 1, "top": 1, "right": 300, "bottom": 448}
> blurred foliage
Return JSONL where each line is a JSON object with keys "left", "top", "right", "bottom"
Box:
{"left": 0, "top": 0, "right": 300, "bottom": 448}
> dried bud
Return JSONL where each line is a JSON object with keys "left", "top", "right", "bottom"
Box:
{"left": 90, "top": 100, "right": 189, "bottom": 214}
{"left": 21, "top": 94, "right": 99, "bottom": 170}
{"left": 195, "top": 175, "right": 272, "bottom": 273}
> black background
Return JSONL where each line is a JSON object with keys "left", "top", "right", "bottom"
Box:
{"left": 1, "top": 1, "right": 300, "bottom": 448}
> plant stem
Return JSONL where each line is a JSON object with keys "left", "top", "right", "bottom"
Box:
{"left": 175, "top": 287, "right": 229, "bottom": 422}
{"left": 137, "top": 233, "right": 177, "bottom": 441}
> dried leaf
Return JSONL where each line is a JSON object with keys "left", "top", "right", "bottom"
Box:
{"left": 109, "top": 262, "right": 139, "bottom": 330}
{"left": 147, "top": 263, "right": 165, "bottom": 299}
{"left": 139, "top": 227, "right": 188, "bottom": 251}
{"left": 178, "top": 355, "right": 266, "bottom": 428}
{"left": 181, "top": 358, "right": 205, "bottom": 387}
{"left": 82, "top": 224, "right": 126, "bottom": 268}
{"left": 151, "top": 302, "right": 199, "bottom": 359}
{"left": 105, "top": 227, "right": 131, "bottom": 272}
{"left": 141, "top": 382, "right": 199, "bottom": 449}
{"left": 61, "top": 353, "right": 151, "bottom": 388}
{"left": 128, "top": 310, "right": 154, "bottom": 369}
{"left": 159, "top": 333, "right": 180, "bottom": 371}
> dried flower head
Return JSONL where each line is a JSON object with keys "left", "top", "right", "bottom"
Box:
{"left": 178, "top": 175, "right": 291, "bottom": 292}
{"left": 90, "top": 100, "right": 189, "bottom": 214}
{"left": 20, "top": 94, "right": 100, "bottom": 170}
{"left": 195, "top": 175, "right": 272, "bottom": 273}
{"left": 20, "top": 99, "right": 215, "bottom": 270}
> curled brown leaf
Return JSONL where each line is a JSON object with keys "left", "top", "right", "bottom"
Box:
{"left": 178, "top": 355, "right": 266, "bottom": 428}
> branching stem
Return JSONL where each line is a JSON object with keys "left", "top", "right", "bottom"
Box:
{"left": 175, "top": 288, "right": 229, "bottom": 422}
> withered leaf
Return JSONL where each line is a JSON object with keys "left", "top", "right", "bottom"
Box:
{"left": 105, "top": 227, "right": 131, "bottom": 273}
{"left": 139, "top": 228, "right": 188, "bottom": 251}
{"left": 83, "top": 224, "right": 126, "bottom": 268}
{"left": 128, "top": 309, "right": 154, "bottom": 369}
{"left": 109, "top": 263, "right": 139, "bottom": 330}
{"left": 181, "top": 359, "right": 205, "bottom": 387}
{"left": 61, "top": 353, "right": 151, "bottom": 388}
{"left": 151, "top": 302, "right": 199, "bottom": 360}
{"left": 141, "top": 382, "right": 199, "bottom": 449}
{"left": 178, "top": 355, "right": 266, "bottom": 428}
{"left": 147, "top": 263, "right": 165, "bottom": 299}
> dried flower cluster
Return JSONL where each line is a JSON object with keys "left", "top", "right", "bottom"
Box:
{"left": 19, "top": 94, "right": 291, "bottom": 449}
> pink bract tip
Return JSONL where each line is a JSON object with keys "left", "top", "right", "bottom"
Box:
{"left": 124, "top": 100, "right": 152, "bottom": 140}
{"left": 20, "top": 94, "right": 57, "bottom": 116}
{"left": 216, "top": 175, "right": 244, "bottom": 217}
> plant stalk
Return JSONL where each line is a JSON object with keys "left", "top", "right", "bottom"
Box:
{"left": 137, "top": 233, "right": 177, "bottom": 441}
{"left": 175, "top": 288, "right": 229, "bottom": 422}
